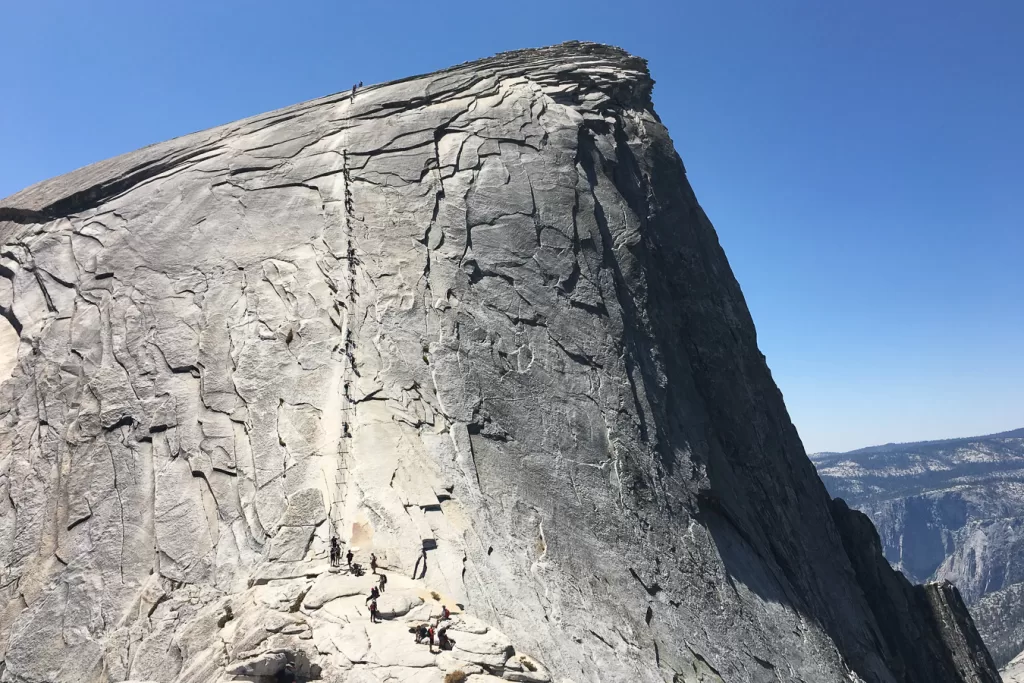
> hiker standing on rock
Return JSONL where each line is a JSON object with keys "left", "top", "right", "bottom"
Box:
{"left": 370, "top": 553, "right": 378, "bottom": 574}
{"left": 427, "top": 623, "right": 436, "bottom": 652}
{"left": 378, "top": 572, "right": 387, "bottom": 593}
{"left": 366, "top": 585, "right": 379, "bottom": 604}
{"left": 346, "top": 549, "right": 353, "bottom": 568}
{"left": 369, "top": 599, "right": 380, "bottom": 623}
{"left": 330, "top": 536, "right": 340, "bottom": 566}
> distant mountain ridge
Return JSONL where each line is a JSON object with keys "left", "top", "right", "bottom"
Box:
{"left": 813, "top": 428, "right": 1024, "bottom": 669}
{"left": 813, "top": 427, "right": 1024, "bottom": 460}
{"left": 819, "top": 428, "right": 1024, "bottom": 458}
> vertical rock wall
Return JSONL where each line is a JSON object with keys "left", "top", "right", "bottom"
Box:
{"left": 0, "top": 43, "right": 1001, "bottom": 683}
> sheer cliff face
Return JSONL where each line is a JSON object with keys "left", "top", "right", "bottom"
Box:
{"left": 814, "top": 430, "right": 1024, "bottom": 667}
{"left": 0, "top": 43, "right": 999, "bottom": 683}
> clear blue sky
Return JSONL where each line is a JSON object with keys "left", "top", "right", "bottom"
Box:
{"left": 2, "top": 1, "right": 1021, "bottom": 452}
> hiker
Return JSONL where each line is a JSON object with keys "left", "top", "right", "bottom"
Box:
{"left": 440, "top": 604, "right": 450, "bottom": 621}
{"left": 330, "top": 536, "right": 340, "bottom": 566}
{"left": 370, "top": 553, "right": 378, "bottom": 574}
{"left": 346, "top": 549, "right": 353, "bottom": 568}
{"left": 378, "top": 572, "right": 387, "bottom": 593}
{"left": 366, "top": 586, "right": 379, "bottom": 603}
{"left": 437, "top": 624, "right": 452, "bottom": 651}
{"left": 358, "top": 81, "right": 363, "bottom": 87}
{"left": 427, "top": 623, "right": 436, "bottom": 652}
{"left": 414, "top": 623, "right": 429, "bottom": 644}
{"left": 369, "top": 599, "right": 380, "bottom": 623}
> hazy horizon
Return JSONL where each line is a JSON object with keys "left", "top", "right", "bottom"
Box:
{"left": 806, "top": 424, "right": 1024, "bottom": 455}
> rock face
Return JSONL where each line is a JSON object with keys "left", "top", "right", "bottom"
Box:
{"left": 831, "top": 500, "right": 1000, "bottom": 682}
{"left": 1002, "top": 649, "right": 1024, "bottom": 683}
{"left": 0, "top": 42, "right": 1002, "bottom": 683}
{"left": 814, "top": 429, "right": 1024, "bottom": 667}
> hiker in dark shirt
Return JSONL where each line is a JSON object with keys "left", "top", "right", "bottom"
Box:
{"left": 378, "top": 572, "right": 387, "bottom": 593}
{"left": 369, "top": 599, "right": 380, "bottom": 623}
{"left": 366, "top": 586, "right": 379, "bottom": 603}
{"left": 330, "top": 536, "right": 340, "bottom": 566}
{"left": 346, "top": 549, "right": 353, "bottom": 568}
{"left": 370, "top": 553, "right": 378, "bottom": 574}
{"left": 437, "top": 624, "right": 453, "bottom": 651}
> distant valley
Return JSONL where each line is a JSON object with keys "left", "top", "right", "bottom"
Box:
{"left": 812, "top": 428, "right": 1024, "bottom": 670}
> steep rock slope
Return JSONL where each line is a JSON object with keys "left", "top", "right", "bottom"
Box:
{"left": 814, "top": 429, "right": 1024, "bottom": 666}
{"left": 0, "top": 43, "right": 1000, "bottom": 683}
{"left": 1002, "top": 649, "right": 1024, "bottom": 683}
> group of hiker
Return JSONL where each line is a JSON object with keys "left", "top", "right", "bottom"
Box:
{"left": 331, "top": 536, "right": 379, "bottom": 572}
{"left": 329, "top": 536, "right": 353, "bottom": 568}
{"left": 330, "top": 535, "right": 452, "bottom": 644}
{"left": 412, "top": 605, "right": 454, "bottom": 653}
{"left": 366, "top": 568, "right": 388, "bottom": 623}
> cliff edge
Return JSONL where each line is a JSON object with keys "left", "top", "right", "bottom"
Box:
{"left": 0, "top": 42, "right": 1000, "bottom": 683}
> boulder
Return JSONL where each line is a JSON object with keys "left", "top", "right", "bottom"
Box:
{"left": 450, "top": 630, "right": 515, "bottom": 669}
{"left": 226, "top": 651, "right": 287, "bottom": 676}
{"left": 376, "top": 590, "right": 426, "bottom": 620}
{"left": 304, "top": 573, "right": 368, "bottom": 609}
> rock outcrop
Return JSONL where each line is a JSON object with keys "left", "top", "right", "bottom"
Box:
{"left": 0, "top": 42, "right": 1002, "bottom": 683}
{"left": 830, "top": 500, "right": 999, "bottom": 682}
{"left": 814, "top": 429, "right": 1024, "bottom": 666}
{"left": 1002, "top": 649, "right": 1024, "bottom": 683}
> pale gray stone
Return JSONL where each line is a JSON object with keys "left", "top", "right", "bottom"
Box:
{"left": 375, "top": 590, "right": 425, "bottom": 619}
{"left": 1003, "top": 649, "right": 1024, "bottom": 683}
{"left": 0, "top": 41, "right": 999, "bottom": 683}
{"left": 450, "top": 629, "right": 515, "bottom": 669}
{"left": 302, "top": 572, "right": 367, "bottom": 609}
{"left": 226, "top": 651, "right": 287, "bottom": 676}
